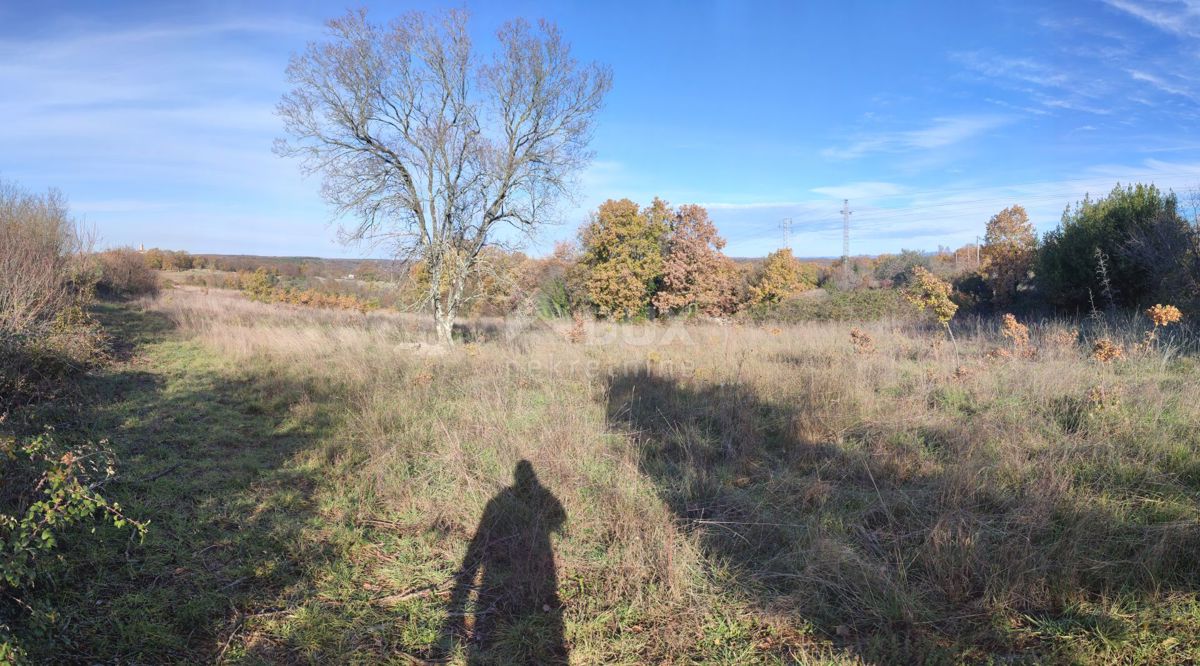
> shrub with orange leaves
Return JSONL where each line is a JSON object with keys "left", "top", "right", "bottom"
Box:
{"left": 999, "top": 313, "right": 1034, "bottom": 359}
{"left": 1000, "top": 314, "right": 1029, "bottom": 347}
{"left": 904, "top": 266, "right": 958, "bottom": 325}
{"left": 1146, "top": 304, "right": 1183, "bottom": 328}
{"left": 1091, "top": 338, "right": 1123, "bottom": 362}
{"left": 1139, "top": 303, "right": 1183, "bottom": 351}
{"left": 1046, "top": 328, "right": 1078, "bottom": 348}
{"left": 849, "top": 327, "right": 875, "bottom": 354}
{"left": 905, "top": 266, "right": 959, "bottom": 356}
{"left": 241, "top": 279, "right": 379, "bottom": 314}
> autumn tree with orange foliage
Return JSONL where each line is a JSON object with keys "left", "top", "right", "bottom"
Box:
{"left": 653, "top": 204, "right": 737, "bottom": 316}
{"left": 982, "top": 204, "right": 1036, "bottom": 306}
{"left": 748, "top": 248, "right": 815, "bottom": 305}
{"left": 579, "top": 198, "right": 668, "bottom": 320}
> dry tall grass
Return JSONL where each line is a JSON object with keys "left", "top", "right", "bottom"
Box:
{"left": 145, "top": 287, "right": 1200, "bottom": 662}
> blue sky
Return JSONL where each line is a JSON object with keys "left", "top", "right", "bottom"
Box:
{"left": 2, "top": 1, "right": 1199, "bottom": 258}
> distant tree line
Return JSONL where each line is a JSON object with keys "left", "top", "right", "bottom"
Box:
{"left": 138, "top": 181, "right": 1200, "bottom": 323}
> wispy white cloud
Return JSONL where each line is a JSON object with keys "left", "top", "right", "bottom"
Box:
{"left": 711, "top": 160, "right": 1200, "bottom": 258}
{"left": 810, "top": 182, "right": 906, "bottom": 200}
{"left": 956, "top": 49, "right": 1118, "bottom": 116}
{"left": 1103, "top": 0, "right": 1200, "bottom": 37}
{"left": 1127, "top": 68, "right": 1200, "bottom": 101}
{"left": 822, "top": 116, "right": 1009, "bottom": 160}
{"left": 699, "top": 201, "right": 809, "bottom": 210}
{"left": 953, "top": 52, "right": 1069, "bottom": 88}
{"left": 0, "top": 13, "right": 346, "bottom": 254}
{"left": 1038, "top": 97, "right": 1115, "bottom": 115}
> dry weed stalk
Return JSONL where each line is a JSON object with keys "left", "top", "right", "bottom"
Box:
{"left": 999, "top": 313, "right": 1034, "bottom": 359}
{"left": 1046, "top": 328, "right": 1078, "bottom": 348}
{"left": 566, "top": 312, "right": 587, "bottom": 344}
{"left": 849, "top": 327, "right": 875, "bottom": 355}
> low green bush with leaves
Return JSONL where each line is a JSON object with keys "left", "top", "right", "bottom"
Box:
{"left": 1, "top": 432, "right": 144, "bottom": 589}
{"left": 0, "top": 431, "right": 145, "bottom": 660}
{"left": 743, "top": 287, "right": 911, "bottom": 322}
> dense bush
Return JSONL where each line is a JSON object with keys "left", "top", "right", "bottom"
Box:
{"left": 96, "top": 247, "right": 160, "bottom": 298}
{"left": 872, "top": 249, "right": 932, "bottom": 286}
{"left": 951, "top": 270, "right": 994, "bottom": 313}
{"left": 1038, "top": 183, "right": 1192, "bottom": 309}
{"left": 0, "top": 181, "right": 106, "bottom": 410}
{"left": 0, "top": 181, "right": 138, "bottom": 658}
{"left": 742, "top": 287, "right": 911, "bottom": 323}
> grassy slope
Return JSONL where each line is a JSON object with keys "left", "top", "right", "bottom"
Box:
{"left": 17, "top": 302, "right": 818, "bottom": 663}
{"left": 12, "top": 295, "right": 1200, "bottom": 664}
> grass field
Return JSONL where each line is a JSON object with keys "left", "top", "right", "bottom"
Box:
{"left": 11, "top": 286, "right": 1200, "bottom": 663}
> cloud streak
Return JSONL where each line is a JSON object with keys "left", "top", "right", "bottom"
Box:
{"left": 1103, "top": 0, "right": 1200, "bottom": 38}
{"left": 713, "top": 160, "right": 1200, "bottom": 258}
{"left": 821, "top": 116, "right": 1009, "bottom": 160}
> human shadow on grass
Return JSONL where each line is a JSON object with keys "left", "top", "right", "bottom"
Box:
{"left": 2, "top": 303, "right": 337, "bottom": 662}
{"left": 605, "top": 366, "right": 1200, "bottom": 663}
{"left": 438, "top": 460, "right": 568, "bottom": 665}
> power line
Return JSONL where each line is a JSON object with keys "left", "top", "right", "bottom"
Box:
{"left": 747, "top": 178, "right": 1200, "bottom": 255}
{"left": 825, "top": 171, "right": 1200, "bottom": 205}
{"left": 772, "top": 176, "right": 1200, "bottom": 228}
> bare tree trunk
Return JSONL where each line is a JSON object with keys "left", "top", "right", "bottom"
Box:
{"left": 944, "top": 322, "right": 961, "bottom": 364}
{"left": 433, "top": 294, "right": 455, "bottom": 345}
{"left": 432, "top": 269, "right": 468, "bottom": 346}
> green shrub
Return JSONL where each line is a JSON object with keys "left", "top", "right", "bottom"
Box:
{"left": 0, "top": 432, "right": 144, "bottom": 589}
{"left": 872, "top": 249, "right": 932, "bottom": 286}
{"left": 742, "top": 288, "right": 911, "bottom": 323}
{"left": 0, "top": 182, "right": 136, "bottom": 658}
{"left": 951, "top": 270, "right": 993, "bottom": 313}
{"left": 240, "top": 268, "right": 278, "bottom": 301}
{"left": 1038, "top": 183, "right": 1193, "bottom": 309}
{"left": 535, "top": 277, "right": 573, "bottom": 318}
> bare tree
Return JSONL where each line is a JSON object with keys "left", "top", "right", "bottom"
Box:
{"left": 276, "top": 9, "right": 611, "bottom": 344}
{"left": 1185, "top": 186, "right": 1200, "bottom": 227}
{"left": 0, "top": 180, "right": 91, "bottom": 334}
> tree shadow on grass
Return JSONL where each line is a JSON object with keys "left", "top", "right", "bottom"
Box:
{"left": 605, "top": 365, "right": 1200, "bottom": 663}
{"left": 2, "top": 303, "right": 338, "bottom": 662}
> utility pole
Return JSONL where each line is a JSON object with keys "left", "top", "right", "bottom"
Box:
{"left": 779, "top": 217, "right": 792, "bottom": 250}
{"left": 841, "top": 199, "right": 852, "bottom": 280}
{"left": 975, "top": 235, "right": 982, "bottom": 267}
